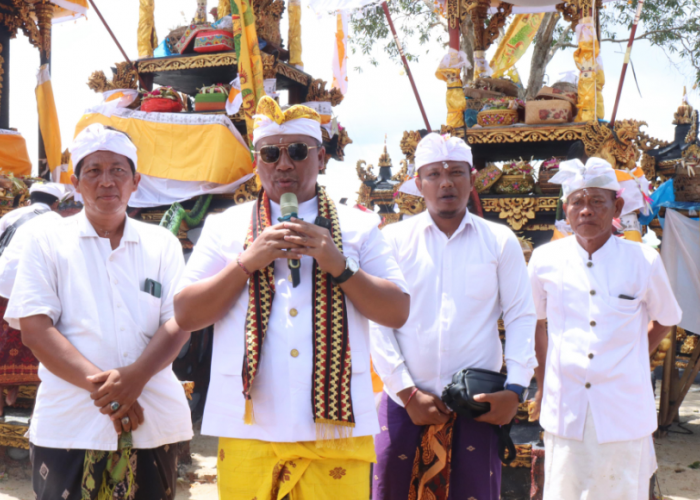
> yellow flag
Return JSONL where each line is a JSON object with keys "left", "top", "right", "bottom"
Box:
{"left": 490, "top": 14, "right": 544, "bottom": 78}
{"left": 231, "top": 0, "right": 266, "bottom": 146}
{"left": 138, "top": 0, "right": 158, "bottom": 58}
{"left": 36, "top": 65, "right": 64, "bottom": 180}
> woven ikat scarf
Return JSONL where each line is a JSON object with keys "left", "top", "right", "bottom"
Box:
{"left": 242, "top": 186, "right": 355, "bottom": 443}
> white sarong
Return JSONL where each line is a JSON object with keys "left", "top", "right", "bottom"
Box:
{"left": 543, "top": 406, "right": 656, "bottom": 500}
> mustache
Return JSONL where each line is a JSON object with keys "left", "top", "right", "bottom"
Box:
{"left": 273, "top": 175, "right": 299, "bottom": 182}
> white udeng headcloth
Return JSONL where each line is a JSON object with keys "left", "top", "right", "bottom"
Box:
{"left": 252, "top": 96, "right": 323, "bottom": 146}
{"left": 29, "top": 182, "right": 65, "bottom": 200}
{"left": 415, "top": 133, "right": 473, "bottom": 171}
{"left": 69, "top": 123, "right": 138, "bottom": 171}
{"left": 549, "top": 157, "right": 620, "bottom": 200}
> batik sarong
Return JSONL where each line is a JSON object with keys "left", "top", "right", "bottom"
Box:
{"left": 373, "top": 392, "right": 501, "bottom": 500}
{"left": 30, "top": 436, "right": 178, "bottom": 500}
{"left": 0, "top": 296, "right": 40, "bottom": 384}
{"left": 217, "top": 435, "right": 376, "bottom": 500}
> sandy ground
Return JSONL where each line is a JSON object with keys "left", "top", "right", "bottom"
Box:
{"left": 1, "top": 389, "right": 699, "bottom": 500}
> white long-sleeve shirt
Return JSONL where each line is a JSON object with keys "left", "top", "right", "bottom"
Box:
{"left": 528, "top": 235, "right": 682, "bottom": 442}
{"left": 370, "top": 209, "right": 537, "bottom": 406}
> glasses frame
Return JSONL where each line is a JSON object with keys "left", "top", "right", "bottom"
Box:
{"left": 256, "top": 142, "right": 319, "bottom": 164}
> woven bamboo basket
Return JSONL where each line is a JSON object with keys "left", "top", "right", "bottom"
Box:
{"left": 493, "top": 174, "right": 535, "bottom": 194}
{"left": 477, "top": 108, "right": 519, "bottom": 127}
{"left": 673, "top": 166, "right": 700, "bottom": 202}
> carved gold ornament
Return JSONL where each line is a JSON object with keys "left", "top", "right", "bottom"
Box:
{"left": 395, "top": 191, "right": 426, "bottom": 216}
{"left": 87, "top": 61, "right": 139, "bottom": 93}
{"left": 0, "top": 422, "right": 29, "bottom": 449}
{"left": 467, "top": 123, "right": 586, "bottom": 145}
{"left": 400, "top": 130, "right": 422, "bottom": 162}
{"left": 138, "top": 52, "right": 238, "bottom": 73}
{"left": 356, "top": 160, "right": 376, "bottom": 182}
{"left": 356, "top": 182, "right": 372, "bottom": 209}
{"left": 306, "top": 79, "right": 344, "bottom": 107}
{"left": 481, "top": 196, "right": 557, "bottom": 231}
{"left": 0, "top": 0, "right": 41, "bottom": 50}
{"left": 253, "top": 0, "right": 285, "bottom": 46}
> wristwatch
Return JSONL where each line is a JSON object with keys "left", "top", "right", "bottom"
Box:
{"left": 504, "top": 383, "right": 529, "bottom": 403}
{"left": 331, "top": 257, "right": 359, "bottom": 285}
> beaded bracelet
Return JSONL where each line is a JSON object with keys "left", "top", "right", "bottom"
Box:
{"left": 405, "top": 387, "right": 419, "bottom": 408}
{"left": 237, "top": 254, "right": 252, "bottom": 277}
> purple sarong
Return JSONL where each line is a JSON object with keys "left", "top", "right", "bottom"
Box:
{"left": 372, "top": 392, "right": 501, "bottom": 500}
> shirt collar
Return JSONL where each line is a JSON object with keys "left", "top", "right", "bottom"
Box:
{"left": 31, "top": 202, "right": 51, "bottom": 212}
{"left": 573, "top": 233, "right": 616, "bottom": 263}
{"left": 419, "top": 208, "right": 473, "bottom": 238}
{"left": 77, "top": 209, "right": 139, "bottom": 244}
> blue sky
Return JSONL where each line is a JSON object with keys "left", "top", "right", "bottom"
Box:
{"left": 7, "top": 0, "right": 699, "bottom": 203}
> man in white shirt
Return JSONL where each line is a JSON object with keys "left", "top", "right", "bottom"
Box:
{"left": 5, "top": 124, "right": 193, "bottom": 500}
{"left": 174, "top": 96, "right": 410, "bottom": 500}
{"left": 528, "top": 157, "right": 682, "bottom": 500}
{"left": 0, "top": 182, "right": 64, "bottom": 413}
{"left": 370, "top": 133, "right": 537, "bottom": 500}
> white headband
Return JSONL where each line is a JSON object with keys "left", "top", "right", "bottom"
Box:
{"left": 70, "top": 123, "right": 138, "bottom": 171}
{"left": 29, "top": 182, "right": 65, "bottom": 200}
{"left": 414, "top": 133, "right": 473, "bottom": 171}
{"left": 549, "top": 157, "right": 620, "bottom": 201}
{"left": 252, "top": 115, "right": 323, "bottom": 146}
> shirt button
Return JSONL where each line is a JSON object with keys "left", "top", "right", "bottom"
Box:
{"left": 290, "top": 349, "right": 299, "bottom": 358}
{"left": 120, "top": 326, "right": 125, "bottom": 331}
{"left": 590, "top": 320, "right": 596, "bottom": 327}
{"left": 288, "top": 275, "right": 292, "bottom": 282}
{"left": 585, "top": 383, "right": 592, "bottom": 389}
{"left": 590, "top": 290, "right": 596, "bottom": 296}
{"left": 588, "top": 353, "right": 594, "bottom": 359}
{"left": 116, "top": 303, "right": 121, "bottom": 308}
{"left": 290, "top": 308, "right": 298, "bottom": 317}
{"left": 587, "top": 262, "right": 593, "bottom": 268}
{"left": 123, "top": 352, "right": 128, "bottom": 357}
{"left": 113, "top": 279, "right": 119, "bottom": 285}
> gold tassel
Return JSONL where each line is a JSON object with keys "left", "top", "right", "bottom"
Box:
{"left": 244, "top": 398, "right": 255, "bottom": 425}
{"left": 315, "top": 420, "right": 355, "bottom": 450}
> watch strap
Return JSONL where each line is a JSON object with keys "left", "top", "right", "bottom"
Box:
{"left": 504, "top": 383, "right": 527, "bottom": 403}
{"left": 331, "top": 266, "right": 354, "bottom": 285}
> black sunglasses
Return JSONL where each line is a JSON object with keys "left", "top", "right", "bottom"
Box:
{"left": 257, "top": 142, "right": 318, "bottom": 164}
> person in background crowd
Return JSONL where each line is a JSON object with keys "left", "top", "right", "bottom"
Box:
{"left": 528, "top": 157, "right": 682, "bottom": 500}
{"left": 4, "top": 124, "right": 193, "bottom": 500}
{"left": 370, "top": 133, "right": 537, "bottom": 500}
{"left": 0, "top": 182, "right": 64, "bottom": 413}
{"left": 174, "top": 96, "right": 410, "bottom": 500}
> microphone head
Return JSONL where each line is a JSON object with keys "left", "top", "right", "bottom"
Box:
{"left": 280, "top": 192, "right": 299, "bottom": 217}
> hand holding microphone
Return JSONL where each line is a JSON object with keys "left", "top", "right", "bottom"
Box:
{"left": 278, "top": 193, "right": 302, "bottom": 287}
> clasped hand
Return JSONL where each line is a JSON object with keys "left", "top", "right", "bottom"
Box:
{"left": 241, "top": 218, "right": 345, "bottom": 276}
{"left": 87, "top": 365, "right": 146, "bottom": 435}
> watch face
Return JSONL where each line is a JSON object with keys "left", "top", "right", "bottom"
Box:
{"left": 347, "top": 257, "right": 360, "bottom": 273}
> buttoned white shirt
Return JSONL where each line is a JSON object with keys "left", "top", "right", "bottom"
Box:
{"left": 4, "top": 210, "right": 193, "bottom": 451}
{"left": 370, "top": 210, "right": 538, "bottom": 406}
{"left": 528, "top": 235, "right": 682, "bottom": 443}
{"left": 0, "top": 209, "right": 62, "bottom": 299}
{"left": 0, "top": 202, "right": 52, "bottom": 234}
{"left": 176, "top": 197, "right": 408, "bottom": 443}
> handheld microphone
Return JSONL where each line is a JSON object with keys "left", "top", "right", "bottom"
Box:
{"left": 279, "top": 192, "right": 301, "bottom": 288}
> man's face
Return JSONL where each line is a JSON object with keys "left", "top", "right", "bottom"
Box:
{"left": 255, "top": 134, "right": 325, "bottom": 204}
{"left": 72, "top": 151, "right": 140, "bottom": 217}
{"left": 415, "top": 161, "right": 472, "bottom": 219}
{"left": 566, "top": 187, "right": 624, "bottom": 240}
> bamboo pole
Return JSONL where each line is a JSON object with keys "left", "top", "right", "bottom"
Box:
{"left": 380, "top": 1, "right": 431, "bottom": 132}
{"left": 86, "top": 0, "right": 147, "bottom": 89}
{"left": 609, "top": 0, "right": 645, "bottom": 126}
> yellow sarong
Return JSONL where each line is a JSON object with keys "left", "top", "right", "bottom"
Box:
{"left": 217, "top": 436, "right": 376, "bottom": 500}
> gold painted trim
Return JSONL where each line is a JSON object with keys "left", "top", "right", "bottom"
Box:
{"left": 482, "top": 196, "right": 558, "bottom": 231}
{"left": 466, "top": 123, "right": 587, "bottom": 145}
{"left": 137, "top": 52, "right": 238, "bottom": 73}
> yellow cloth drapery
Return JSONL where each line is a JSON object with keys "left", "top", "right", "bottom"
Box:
{"left": 288, "top": 0, "right": 303, "bottom": 68}
{"left": 72, "top": 110, "right": 253, "bottom": 185}
{"left": 217, "top": 436, "right": 375, "bottom": 500}
{"left": 36, "top": 65, "right": 65, "bottom": 181}
{"left": 0, "top": 133, "right": 32, "bottom": 176}
{"left": 490, "top": 14, "right": 544, "bottom": 78}
{"left": 574, "top": 16, "right": 598, "bottom": 123}
{"left": 218, "top": 0, "right": 232, "bottom": 18}
{"left": 137, "top": 0, "right": 158, "bottom": 58}
{"left": 232, "top": 0, "right": 266, "bottom": 146}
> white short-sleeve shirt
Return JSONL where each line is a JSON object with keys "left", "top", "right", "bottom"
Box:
{"left": 4, "top": 210, "right": 193, "bottom": 451}
{"left": 176, "top": 197, "right": 409, "bottom": 443}
{"left": 528, "top": 235, "right": 682, "bottom": 443}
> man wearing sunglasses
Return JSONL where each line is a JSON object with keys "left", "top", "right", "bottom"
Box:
{"left": 175, "top": 96, "right": 410, "bottom": 500}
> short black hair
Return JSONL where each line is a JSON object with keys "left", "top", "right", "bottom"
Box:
{"left": 567, "top": 140, "right": 588, "bottom": 162}
{"left": 30, "top": 191, "right": 59, "bottom": 206}
{"left": 75, "top": 126, "right": 136, "bottom": 178}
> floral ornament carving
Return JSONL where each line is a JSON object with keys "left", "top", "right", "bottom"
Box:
{"left": 400, "top": 131, "right": 422, "bottom": 162}
{"left": 482, "top": 198, "right": 536, "bottom": 231}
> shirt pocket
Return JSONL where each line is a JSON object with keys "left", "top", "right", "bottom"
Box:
{"left": 138, "top": 291, "right": 162, "bottom": 339}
